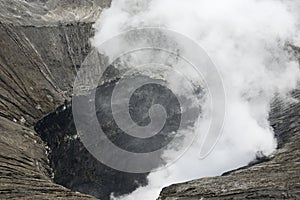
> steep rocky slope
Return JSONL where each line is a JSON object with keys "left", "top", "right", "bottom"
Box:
{"left": 0, "top": 0, "right": 111, "bottom": 26}
{"left": 0, "top": 0, "right": 110, "bottom": 199}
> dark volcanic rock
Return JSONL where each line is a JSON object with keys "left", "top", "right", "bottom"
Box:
{"left": 0, "top": 116, "right": 94, "bottom": 199}
{"left": 33, "top": 72, "right": 193, "bottom": 199}
{"left": 34, "top": 100, "right": 148, "bottom": 200}
{"left": 34, "top": 88, "right": 147, "bottom": 199}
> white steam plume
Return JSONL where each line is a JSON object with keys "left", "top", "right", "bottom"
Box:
{"left": 92, "top": 0, "right": 300, "bottom": 199}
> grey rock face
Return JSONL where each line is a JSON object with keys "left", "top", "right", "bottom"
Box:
{"left": 0, "top": 0, "right": 111, "bottom": 26}
{"left": 0, "top": 21, "right": 97, "bottom": 126}
{"left": 0, "top": 0, "right": 110, "bottom": 199}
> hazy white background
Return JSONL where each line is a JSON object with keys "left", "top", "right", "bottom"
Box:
{"left": 92, "top": 0, "right": 300, "bottom": 199}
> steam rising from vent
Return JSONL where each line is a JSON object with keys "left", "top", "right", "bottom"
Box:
{"left": 91, "top": 0, "right": 300, "bottom": 199}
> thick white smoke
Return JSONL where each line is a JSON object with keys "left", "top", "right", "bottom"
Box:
{"left": 92, "top": 0, "right": 300, "bottom": 199}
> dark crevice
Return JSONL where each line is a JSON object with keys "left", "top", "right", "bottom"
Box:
{"left": 33, "top": 71, "right": 191, "bottom": 199}
{"left": 35, "top": 100, "right": 149, "bottom": 200}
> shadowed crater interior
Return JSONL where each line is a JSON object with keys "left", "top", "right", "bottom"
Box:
{"left": 34, "top": 70, "right": 187, "bottom": 199}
